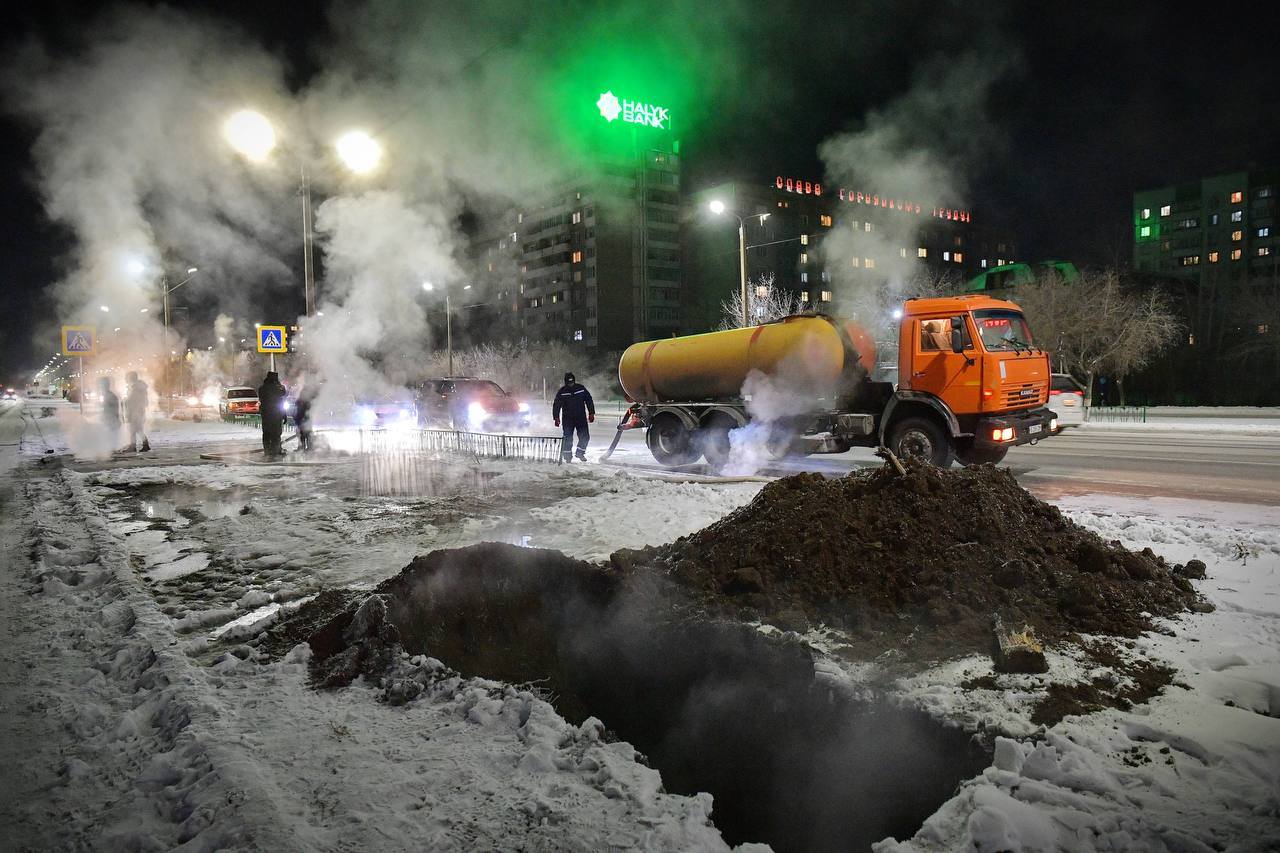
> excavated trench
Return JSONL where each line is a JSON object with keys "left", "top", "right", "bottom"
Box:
{"left": 305, "top": 544, "right": 990, "bottom": 852}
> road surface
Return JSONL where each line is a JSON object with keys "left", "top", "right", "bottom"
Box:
{"left": 599, "top": 423, "right": 1280, "bottom": 506}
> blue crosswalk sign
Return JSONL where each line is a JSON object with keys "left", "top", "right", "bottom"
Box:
{"left": 257, "top": 325, "right": 288, "bottom": 354}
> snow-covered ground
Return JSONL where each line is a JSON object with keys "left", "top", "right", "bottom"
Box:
{"left": 2, "top": 397, "right": 1278, "bottom": 851}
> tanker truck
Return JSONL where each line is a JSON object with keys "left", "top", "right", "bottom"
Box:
{"left": 617, "top": 294, "right": 1058, "bottom": 469}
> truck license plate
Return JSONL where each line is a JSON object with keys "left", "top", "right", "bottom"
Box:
{"left": 1028, "top": 424, "right": 1042, "bottom": 434}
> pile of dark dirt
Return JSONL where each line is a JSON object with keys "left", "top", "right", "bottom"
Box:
{"left": 615, "top": 460, "right": 1205, "bottom": 663}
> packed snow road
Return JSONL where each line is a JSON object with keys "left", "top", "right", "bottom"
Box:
{"left": 2, "top": 399, "right": 1278, "bottom": 851}
{"left": 601, "top": 420, "right": 1280, "bottom": 505}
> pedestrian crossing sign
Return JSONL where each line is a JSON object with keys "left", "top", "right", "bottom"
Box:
{"left": 61, "top": 325, "right": 97, "bottom": 356}
{"left": 257, "top": 325, "right": 288, "bottom": 354}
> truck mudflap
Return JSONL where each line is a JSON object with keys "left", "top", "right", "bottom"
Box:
{"left": 972, "top": 407, "right": 1056, "bottom": 449}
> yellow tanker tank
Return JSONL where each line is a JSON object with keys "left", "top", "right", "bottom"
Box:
{"left": 619, "top": 315, "right": 874, "bottom": 404}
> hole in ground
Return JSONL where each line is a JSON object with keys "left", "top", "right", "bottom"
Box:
{"left": 366, "top": 544, "right": 991, "bottom": 851}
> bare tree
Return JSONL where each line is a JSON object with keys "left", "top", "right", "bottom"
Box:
{"left": 1013, "top": 268, "right": 1180, "bottom": 406}
{"left": 718, "top": 274, "right": 807, "bottom": 329}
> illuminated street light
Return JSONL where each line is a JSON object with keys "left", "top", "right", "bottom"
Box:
{"left": 335, "top": 130, "right": 382, "bottom": 174}
{"left": 709, "top": 199, "right": 726, "bottom": 216}
{"left": 223, "top": 109, "right": 277, "bottom": 162}
{"left": 99, "top": 305, "right": 110, "bottom": 312}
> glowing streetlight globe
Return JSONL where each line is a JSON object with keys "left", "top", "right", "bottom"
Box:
{"left": 335, "top": 130, "right": 382, "bottom": 174}
{"left": 709, "top": 199, "right": 726, "bottom": 215}
{"left": 224, "top": 109, "right": 277, "bottom": 162}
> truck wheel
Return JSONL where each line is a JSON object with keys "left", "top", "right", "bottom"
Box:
{"left": 889, "top": 417, "right": 954, "bottom": 469}
{"left": 699, "top": 414, "right": 737, "bottom": 472}
{"left": 647, "top": 414, "right": 700, "bottom": 466}
{"left": 955, "top": 444, "right": 1008, "bottom": 466}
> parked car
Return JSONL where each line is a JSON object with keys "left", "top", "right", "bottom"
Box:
{"left": 415, "top": 377, "right": 531, "bottom": 432}
{"left": 1049, "top": 373, "right": 1085, "bottom": 431}
{"left": 219, "top": 386, "right": 260, "bottom": 419}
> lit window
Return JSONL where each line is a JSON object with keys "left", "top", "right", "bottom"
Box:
{"left": 1259, "top": 247, "right": 1273, "bottom": 257}
{"left": 1210, "top": 213, "right": 1219, "bottom": 225}
{"left": 1188, "top": 333, "right": 1196, "bottom": 345}
{"left": 1259, "top": 324, "right": 1270, "bottom": 334}
{"left": 1209, "top": 251, "right": 1219, "bottom": 263}
{"left": 800, "top": 272, "right": 808, "bottom": 283}
{"left": 1160, "top": 205, "right": 1171, "bottom": 216}
{"left": 800, "top": 234, "right": 809, "bottom": 246}
{"left": 1180, "top": 255, "right": 1200, "bottom": 266}
{"left": 943, "top": 251, "right": 951, "bottom": 261}
{"left": 819, "top": 214, "right": 832, "bottom": 227}
{"left": 800, "top": 291, "right": 810, "bottom": 302}
{"left": 517, "top": 213, "right": 523, "bottom": 223}
{"left": 899, "top": 248, "right": 907, "bottom": 258}
{"left": 572, "top": 250, "right": 582, "bottom": 263}
{"left": 821, "top": 271, "right": 831, "bottom": 282}
{"left": 572, "top": 211, "right": 582, "bottom": 224}
{"left": 1259, "top": 227, "right": 1271, "bottom": 237}
{"left": 1232, "top": 230, "right": 1243, "bottom": 241}
{"left": 953, "top": 252, "right": 963, "bottom": 263}
{"left": 851, "top": 257, "right": 862, "bottom": 268}
{"left": 574, "top": 329, "right": 583, "bottom": 341}
{"left": 1139, "top": 226, "right": 1151, "bottom": 237}
{"left": 1141, "top": 207, "right": 1151, "bottom": 219}
{"left": 756, "top": 285, "right": 769, "bottom": 297}
{"left": 865, "top": 258, "right": 876, "bottom": 269}
{"left": 981, "top": 259, "right": 988, "bottom": 268}
{"left": 800, "top": 253, "right": 808, "bottom": 264}
{"left": 510, "top": 231, "right": 518, "bottom": 242}
{"left": 864, "top": 222, "right": 873, "bottom": 232}
{"left": 1231, "top": 249, "right": 1242, "bottom": 260}
{"left": 820, "top": 290, "right": 833, "bottom": 302}
{"left": 1230, "top": 191, "right": 1243, "bottom": 203}
{"left": 1231, "top": 210, "right": 1243, "bottom": 222}
{"left": 917, "top": 247, "right": 928, "bottom": 258}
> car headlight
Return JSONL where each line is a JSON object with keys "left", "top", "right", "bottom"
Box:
{"left": 355, "top": 406, "right": 377, "bottom": 426}
{"left": 517, "top": 401, "right": 530, "bottom": 413}
{"left": 467, "top": 401, "right": 487, "bottom": 424}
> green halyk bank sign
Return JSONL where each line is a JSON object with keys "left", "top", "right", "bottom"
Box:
{"left": 595, "top": 90, "right": 670, "bottom": 130}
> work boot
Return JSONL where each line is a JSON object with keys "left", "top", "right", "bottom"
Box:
{"left": 575, "top": 450, "right": 587, "bottom": 462}
{"left": 140, "top": 442, "right": 151, "bottom": 452}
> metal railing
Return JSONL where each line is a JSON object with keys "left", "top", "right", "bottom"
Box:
{"left": 1085, "top": 405, "right": 1147, "bottom": 423}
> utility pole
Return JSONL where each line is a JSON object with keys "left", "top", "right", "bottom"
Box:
{"left": 301, "top": 163, "right": 316, "bottom": 317}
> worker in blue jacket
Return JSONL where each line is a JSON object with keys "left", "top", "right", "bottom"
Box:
{"left": 552, "top": 371, "right": 595, "bottom": 462}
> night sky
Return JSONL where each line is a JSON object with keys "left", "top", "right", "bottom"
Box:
{"left": 2, "top": 1, "right": 1277, "bottom": 377}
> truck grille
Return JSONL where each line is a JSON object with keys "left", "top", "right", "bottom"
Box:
{"left": 1004, "top": 384, "right": 1043, "bottom": 408}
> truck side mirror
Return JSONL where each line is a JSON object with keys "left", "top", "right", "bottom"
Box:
{"left": 949, "top": 317, "right": 965, "bottom": 354}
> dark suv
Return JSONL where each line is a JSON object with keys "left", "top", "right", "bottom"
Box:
{"left": 415, "top": 377, "right": 531, "bottom": 431}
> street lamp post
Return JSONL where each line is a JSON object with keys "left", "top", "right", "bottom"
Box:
{"left": 224, "top": 111, "right": 381, "bottom": 318}
{"left": 423, "top": 282, "right": 471, "bottom": 375}
{"left": 709, "top": 200, "right": 770, "bottom": 328}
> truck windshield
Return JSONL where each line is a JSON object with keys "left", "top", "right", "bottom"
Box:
{"left": 972, "top": 309, "right": 1035, "bottom": 352}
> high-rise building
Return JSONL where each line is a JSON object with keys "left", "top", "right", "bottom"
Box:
{"left": 684, "top": 175, "right": 1016, "bottom": 332}
{"left": 1133, "top": 169, "right": 1278, "bottom": 285}
{"left": 472, "top": 89, "right": 682, "bottom": 353}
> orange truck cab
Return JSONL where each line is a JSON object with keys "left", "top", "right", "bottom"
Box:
{"left": 884, "top": 295, "right": 1055, "bottom": 465}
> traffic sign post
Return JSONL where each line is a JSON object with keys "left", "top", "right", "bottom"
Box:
{"left": 61, "top": 326, "right": 97, "bottom": 414}
{"left": 256, "top": 325, "right": 288, "bottom": 372}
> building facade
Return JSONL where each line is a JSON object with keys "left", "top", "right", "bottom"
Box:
{"left": 684, "top": 176, "right": 1017, "bottom": 332}
{"left": 1133, "top": 169, "right": 1279, "bottom": 285}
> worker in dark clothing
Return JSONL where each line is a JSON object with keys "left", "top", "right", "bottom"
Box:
{"left": 293, "top": 381, "right": 318, "bottom": 452}
{"left": 98, "top": 377, "right": 122, "bottom": 450}
{"left": 552, "top": 371, "right": 594, "bottom": 462}
{"left": 258, "top": 371, "right": 287, "bottom": 459}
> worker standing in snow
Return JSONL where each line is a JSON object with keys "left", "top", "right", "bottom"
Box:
{"left": 122, "top": 371, "right": 150, "bottom": 452}
{"left": 258, "top": 371, "right": 287, "bottom": 460}
{"left": 98, "top": 377, "right": 122, "bottom": 450}
{"left": 552, "top": 371, "right": 595, "bottom": 462}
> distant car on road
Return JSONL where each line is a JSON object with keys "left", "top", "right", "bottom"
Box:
{"left": 219, "top": 386, "right": 260, "bottom": 419}
{"left": 353, "top": 394, "right": 418, "bottom": 428}
{"left": 2, "top": 387, "right": 17, "bottom": 400}
{"left": 415, "top": 377, "right": 531, "bottom": 432}
{"left": 1049, "top": 373, "right": 1085, "bottom": 431}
